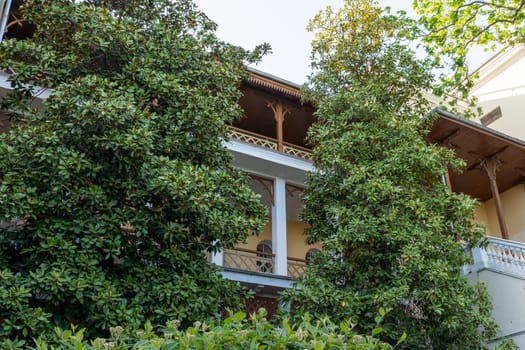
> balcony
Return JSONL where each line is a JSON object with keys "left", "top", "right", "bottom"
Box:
{"left": 467, "top": 237, "right": 525, "bottom": 277}
{"left": 228, "top": 126, "right": 312, "bottom": 161}
{"left": 222, "top": 248, "right": 307, "bottom": 278}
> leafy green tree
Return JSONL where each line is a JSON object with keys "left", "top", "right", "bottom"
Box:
{"left": 0, "top": 0, "right": 269, "bottom": 343}
{"left": 413, "top": 0, "right": 525, "bottom": 96}
{"left": 282, "top": 0, "right": 506, "bottom": 348}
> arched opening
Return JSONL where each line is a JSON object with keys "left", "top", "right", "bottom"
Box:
{"left": 305, "top": 248, "right": 320, "bottom": 264}
{"left": 256, "top": 240, "right": 273, "bottom": 273}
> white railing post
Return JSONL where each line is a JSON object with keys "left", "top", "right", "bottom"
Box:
{"left": 468, "top": 246, "right": 489, "bottom": 274}
{"left": 272, "top": 178, "right": 288, "bottom": 276}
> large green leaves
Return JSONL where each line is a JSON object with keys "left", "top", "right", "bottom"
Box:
{"left": 282, "top": 1, "right": 503, "bottom": 349}
{"left": 0, "top": 0, "right": 268, "bottom": 343}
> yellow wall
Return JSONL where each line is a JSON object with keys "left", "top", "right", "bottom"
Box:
{"left": 475, "top": 184, "right": 525, "bottom": 242}
{"left": 236, "top": 221, "right": 272, "bottom": 250}
{"left": 287, "top": 221, "right": 321, "bottom": 260}
{"left": 474, "top": 202, "right": 501, "bottom": 239}
{"left": 235, "top": 219, "right": 321, "bottom": 259}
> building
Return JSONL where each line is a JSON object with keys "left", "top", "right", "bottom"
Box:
{"left": 210, "top": 69, "right": 319, "bottom": 315}
{"left": 216, "top": 46, "right": 525, "bottom": 342}
{"left": 430, "top": 45, "right": 525, "bottom": 347}
{"left": 2, "top": 1, "right": 525, "bottom": 344}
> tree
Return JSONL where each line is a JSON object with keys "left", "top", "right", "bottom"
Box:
{"left": 412, "top": 0, "right": 525, "bottom": 97}
{"left": 0, "top": 0, "right": 269, "bottom": 343}
{"left": 281, "top": 0, "right": 506, "bottom": 348}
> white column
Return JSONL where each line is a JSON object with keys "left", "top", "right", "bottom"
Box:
{"left": 211, "top": 240, "right": 224, "bottom": 266}
{"left": 0, "top": 0, "right": 13, "bottom": 42}
{"left": 272, "top": 178, "right": 288, "bottom": 276}
{"left": 211, "top": 250, "right": 223, "bottom": 266}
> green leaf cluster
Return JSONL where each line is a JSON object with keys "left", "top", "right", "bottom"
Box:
{"left": 30, "top": 311, "right": 393, "bottom": 350}
{"left": 282, "top": 1, "right": 509, "bottom": 349}
{"left": 0, "top": 0, "right": 269, "bottom": 344}
{"left": 413, "top": 0, "right": 525, "bottom": 98}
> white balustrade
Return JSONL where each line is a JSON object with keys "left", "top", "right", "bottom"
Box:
{"left": 468, "top": 237, "right": 525, "bottom": 276}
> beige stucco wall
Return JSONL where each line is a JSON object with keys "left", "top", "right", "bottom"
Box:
{"left": 473, "top": 203, "right": 491, "bottom": 233}
{"left": 476, "top": 95, "right": 525, "bottom": 141}
{"left": 467, "top": 270, "right": 525, "bottom": 348}
{"left": 471, "top": 46, "right": 525, "bottom": 140}
{"left": 236, "top": 221, "right": 272, "bottom": 250}
{"left": 235, "top": 220, "right": 321, "bottom": 259}
{"left": 475, "top": 184, "right": 525, "bottom": 242}
{"left": 287, "top": 221, "right": 321, "bottom": 260}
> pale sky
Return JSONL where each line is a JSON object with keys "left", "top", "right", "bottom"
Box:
{"left": 193, "top": 0, "right": 492, "bottom": 85}
{"left": 193, "top": 0, "right": 415, "bottom": 84}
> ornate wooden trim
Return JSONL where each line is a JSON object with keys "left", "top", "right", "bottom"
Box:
{"left": 228, "top": 127, "right": 312, "bottom": 161}
{"left": 250, "top": 174, "right": 274, "bottom": 206}
{"left": 248, "top": 72, "right": 301, "bottom": 99}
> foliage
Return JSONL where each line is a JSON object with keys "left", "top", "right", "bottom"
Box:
{"left": 0, "top": 0, "right": 269, "bottom": 343}
{"left": 282, "top": 0, "right": 508, "bottom": 348}
{"left": 28, "top": 311, "right": 393, "bottom": 350}
{"left": 412, "top": 0, "right": 525, "bottom": 97}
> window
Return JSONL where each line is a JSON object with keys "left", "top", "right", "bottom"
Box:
{"left": 480, "top": 106, "right": 502, "bottom": 126}
{"left": 256, "top": 240, "right": 273, "bottom": 273}
{"left": 305, "top": 248, "right": 320, "bottom": 263}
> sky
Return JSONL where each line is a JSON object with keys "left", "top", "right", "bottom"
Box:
{"left": 193, "top": 0, "right": 494, "bottom": 85}
{"left": 193, "top": 0, "right": 416, "bottom": 84}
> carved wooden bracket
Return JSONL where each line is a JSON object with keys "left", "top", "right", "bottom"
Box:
{"left": 250, "top": 174, "right": 274, "bottom": 206}
{"left": 480, "top": 157, "right": 503, "bottom": 182}
{"left": 285, "top": 184, "right": 303, "bottom": 198}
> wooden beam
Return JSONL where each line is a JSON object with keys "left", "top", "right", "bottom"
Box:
{"left": 467, "top": 146, "right": 508, "bottom": 171}
{"left": 443, "top": 165, "right": 452, "bottom": 191}
{"left": 482, "top": 157, "right": 509, "bottom": 239}
{"left": 267, "top": 101, "right": 290, "bottom": 152}
{"left": 436, "top": 127, "right": 460, "bottom": 145}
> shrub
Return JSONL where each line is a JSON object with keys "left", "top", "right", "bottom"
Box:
{"left": 30, "top": 311, "right": 394, "bottom": 350}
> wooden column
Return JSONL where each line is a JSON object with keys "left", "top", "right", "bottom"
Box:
{"left": 441, "top": 163, "right": 452, "bottom": 191}
{"left": 482, "top": 158, "right": 509, "bottom": 239}
{"left": 267, "top": 101, "right": 289, "bottom": 152}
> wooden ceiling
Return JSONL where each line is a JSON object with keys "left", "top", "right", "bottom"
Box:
{"left": 429, "top": 109, "right": 525, "bottom": 201}
{"left": 235, "top": 71, "right": 315, "bottom": 149}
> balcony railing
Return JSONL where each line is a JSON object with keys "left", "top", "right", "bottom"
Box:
{"left": 467, "top": 237, "right": 525, "bottom": 277}
{"left": 228, "top": 126, "right": 312, "bottom": 161}
{"left": 287, "top": 257, "right": 307, "bottom": 278}
{"left": 223, "top": 248, "right": 275, "bottom": 274}
{"left": 222, "top": 248, "right": 307, "bottom": 278}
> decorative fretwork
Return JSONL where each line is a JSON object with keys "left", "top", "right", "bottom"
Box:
{"left": 228, "top": 127, "right": 312, "bottom": 161}
{"left": 223, "top": 248, "right": 275, "bottom": 274}
{"left": 245, "top": 295, "right": 279, "bottom": 320}
{"left": 228, "top": 127, "right": 278, "bottom": 150}
{"left": 287, "top": 257, "right": 307, "bottom": 278}
{"left": 248, "top": 72, "right": 301, "bottom": 99}
{"left": 283, "top": 144, "right": 313, "bottom": 160}
{"left": 5, "top": 10, "right": 25, "bottom": 35}
{"left": 250, "top": 174, "right": 274, "bottom": 205}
